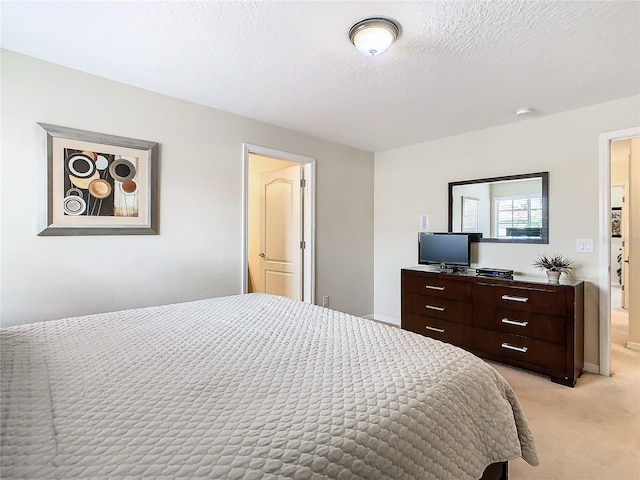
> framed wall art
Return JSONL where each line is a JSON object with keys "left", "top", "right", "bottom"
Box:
{"left": 611, "top": 207, "right": 621, "bottom": 238}
{"left": 37, "top": 123, "right": 158, "bottom": 235}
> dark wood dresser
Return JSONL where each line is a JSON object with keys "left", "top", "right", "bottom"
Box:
{"left": 401, "top": 267, "right": 584, "bottom": 387}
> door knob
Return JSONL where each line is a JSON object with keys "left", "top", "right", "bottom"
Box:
{"left": 259, "top": 252, "right": 266, "bottom": 257}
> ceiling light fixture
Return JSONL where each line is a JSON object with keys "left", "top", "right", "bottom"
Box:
{"left": 349, "top": 17, "right": 400, "bottom": 57}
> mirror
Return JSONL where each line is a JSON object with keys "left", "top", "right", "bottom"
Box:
{"left": 448, "top": 172, "right": 548, "bottom": 244}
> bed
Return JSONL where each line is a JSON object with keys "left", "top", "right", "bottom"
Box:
{"left": 1, "top": 293, "right": 537, "bottom": 479}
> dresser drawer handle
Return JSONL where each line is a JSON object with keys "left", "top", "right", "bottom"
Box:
{"left": 425, "top": 285, "right": 445, "bottom": 291}
{"left": 501, "top": 294, "right": 529, "bottom": 303}
{"left": 426, "top": 326, "right": 445, "bottom": 333}
{"left": 425, "top": 305, "right": 445, "bottom": 312}
{"left": 501, "top": 342, "right": 528, "bottom": 353}
{"left": 501, "top": 318, "right": 529, "bottom": 327}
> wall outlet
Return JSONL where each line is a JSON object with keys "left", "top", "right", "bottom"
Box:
{"left": 322, "top": 296, "right": 329, "bottom": 307}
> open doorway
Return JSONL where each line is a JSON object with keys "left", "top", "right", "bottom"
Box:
{"left": 242, "top": 144, "right": 315, "bottom": 303}
{"left": 599, "top": 128, "right": 640, "bottom": 376}
{"left": 610, "top": 143, "right": 630, "bottom": 350}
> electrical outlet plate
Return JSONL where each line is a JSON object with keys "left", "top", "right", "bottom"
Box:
{"left": 322, "top": 296, "right": 329, "bottom": 307}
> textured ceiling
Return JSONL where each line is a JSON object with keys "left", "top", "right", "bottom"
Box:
{"left": 1, "top": 1, "right": 639, "bottom": 152}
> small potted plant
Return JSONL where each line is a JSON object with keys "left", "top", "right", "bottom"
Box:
{"left": 532, "top": 253, "right": 574, "bottom": 283}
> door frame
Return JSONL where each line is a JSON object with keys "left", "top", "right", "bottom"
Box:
{"left": 242, "top": 143, "right": 316, "bottom": 303}
{"left": 598, "top": 127, "right": 639, "bottom": 376}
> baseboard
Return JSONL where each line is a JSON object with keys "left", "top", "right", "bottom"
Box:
{"left": 583, "top": 362, "right": 600, "bottom": 375}
{"left": 363, "top": 314, "right": 400, "bottom": 327}
{"left": 627, "top": 341, "right": 640, "bottom": 352}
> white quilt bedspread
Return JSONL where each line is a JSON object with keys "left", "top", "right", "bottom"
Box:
{"left": 1, "top": 293, "right": 537, "bottom": 479}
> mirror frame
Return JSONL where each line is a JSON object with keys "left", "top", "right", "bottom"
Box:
{"left": 448, "top": 171, "right": 549, "bottom": 244}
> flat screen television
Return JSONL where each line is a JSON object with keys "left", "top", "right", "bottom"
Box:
{"left": 418, "top": 232, "right": 471, "bottom": 267}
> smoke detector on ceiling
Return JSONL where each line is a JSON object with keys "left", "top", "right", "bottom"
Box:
{"left": 514, "top": 107, "right": 534, "bottom": 116}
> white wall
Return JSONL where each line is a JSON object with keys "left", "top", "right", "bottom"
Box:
{"left": 374, "top": 96, "right": 640, "bottom": 367}
{"left": 0, "top": 50, "right": 375, "bottom": 326}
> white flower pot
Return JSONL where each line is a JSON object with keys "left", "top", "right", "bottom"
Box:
{"left": 546, "top": 270, "right": 561, "bottom": 284}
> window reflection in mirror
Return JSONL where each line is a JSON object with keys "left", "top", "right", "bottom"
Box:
{"left": 449, "top": 172, "right": 548, "bottom": 244}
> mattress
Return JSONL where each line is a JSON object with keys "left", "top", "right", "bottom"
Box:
{"left": 1, "top": 293, "right": 537, "bottom": 479}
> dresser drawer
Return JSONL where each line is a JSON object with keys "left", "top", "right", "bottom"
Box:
{"left": 472, "top": 327, "right": 565, "bottom": 370}
{"left": 473, "top": 304, "right": 566, "bottom": 344}
{"left": 403, "top": 313, "right": 472, "bottom": 349}
{"left": 473, "top": 283, "right": 566, "bottom": 316}
{"left": 403, "top": 274, "right": 472, "bottom": 301}
{"left": 404, "top": 293, "right": 472, "bottom": 324}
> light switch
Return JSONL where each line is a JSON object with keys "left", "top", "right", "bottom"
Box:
{"left": 576, "top": 238, "right": 593, "bottom": 253}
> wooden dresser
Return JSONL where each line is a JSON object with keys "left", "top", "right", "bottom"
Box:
{"left": 401, "top": 267, "right": 584, "bottom": 387}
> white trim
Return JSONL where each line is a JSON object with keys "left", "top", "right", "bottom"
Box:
{"left": 242, "top": 144, "right": 316, "bottom": 304}
{"left": 242, "top": 147, "right": 249, "bottom": 294}
{"left": 598, "top": 127, "right": 640, "bottom": 377}
{"left": 583, "top": 362, "right": 600, "bottom": 375}
{"left": 627, "top": 341, "right": 640, "bottom": 352}
{"left": 302, "top": 162, "right": 315, "bottom": 304}
{"left": 363, "top": 314, "right": 400, "bottom": 326}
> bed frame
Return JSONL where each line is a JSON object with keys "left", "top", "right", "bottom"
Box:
{"left": 480, "top": 462, "right": 508, "bottom": 480}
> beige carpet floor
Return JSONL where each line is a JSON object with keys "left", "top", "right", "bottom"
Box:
{"left": 495, "top": 292, "right": 640, "bottom": 480}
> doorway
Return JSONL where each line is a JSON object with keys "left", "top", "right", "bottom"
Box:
{"left": 610, "top": 148, "right": 629, "bottom": 350}
{"left": 242, "top": 144, "right": 315, "bottom": 303}
{"left": 599, "top": 128, "right": 640, "bottom": 376}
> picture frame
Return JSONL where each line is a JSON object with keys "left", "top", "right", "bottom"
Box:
{"left": 37, "top": 123, "right": 159, "bottom": 236}
{"left": 611, "top": 207, "right": 621, "bottom": 238}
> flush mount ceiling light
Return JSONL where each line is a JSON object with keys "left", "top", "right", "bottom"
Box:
{"left": 349, "top": 17, "right": 400, "bottom": 57}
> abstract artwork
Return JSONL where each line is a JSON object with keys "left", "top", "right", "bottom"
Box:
{"left": 38, "top": 123, "right": 158, "bottom": 235}
{"left": 611, "top": 207, "right": 621, "bottom": 238}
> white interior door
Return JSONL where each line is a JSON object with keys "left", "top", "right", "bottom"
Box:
{"left": 259, "top": 165, "right": 302, "bottom": 300}
{"left": 628, "top": 138, "right": 639, "bottom": 348}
